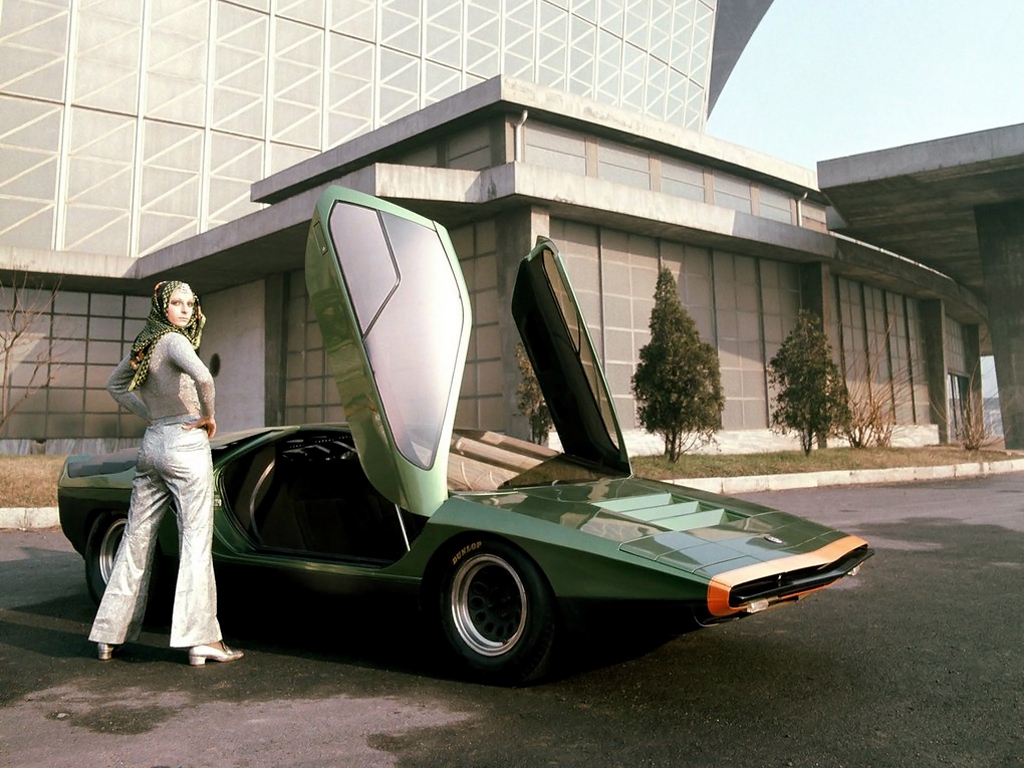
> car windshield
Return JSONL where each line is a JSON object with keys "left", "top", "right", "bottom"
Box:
{"left": 447, "top": 429, "right": 629, "bottom": 492}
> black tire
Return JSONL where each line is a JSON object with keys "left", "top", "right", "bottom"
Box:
{"left": 437, "top": 539, "right": 557, "bottom": 685}
{"left": 84, "top": 512, "right": 127, "bottom": 605}
{"left": 84, "top": 512, "right": 172, "bottom": 617}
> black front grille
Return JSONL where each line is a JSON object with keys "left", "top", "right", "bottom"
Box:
{"left": 729, "top": 545, "right": 874, "bottom": 608}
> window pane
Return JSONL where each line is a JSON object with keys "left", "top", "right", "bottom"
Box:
{"left": 338, "top": 209, "right": 465, "bottom": 470}
{"left": 329, "top": 203, "right": 399, "bottom": 331}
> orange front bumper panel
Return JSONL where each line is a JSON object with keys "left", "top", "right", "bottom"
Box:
{"left": 707, "top": 536, "right": 874, "bottom": 618}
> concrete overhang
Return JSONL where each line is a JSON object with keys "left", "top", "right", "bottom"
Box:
{"left": 5, "top": 162, "right": 987, "bottom": 325}
{"left": 8, "top": 76, "right": 833, "bottom": 299}
{"left": 11, "top": 163, "right": 830, "bottom": 296}
{"left": 252, "top": 76, "right": 824, "bottom": 206}
{"left": 818, "top": 122, "right": 1024, "bottom": 301}
{"left": 0, "top": 245, "right": 139, "bottom": 295}
{"left": 0, "top": 185, "right": 325, "bottom": 296}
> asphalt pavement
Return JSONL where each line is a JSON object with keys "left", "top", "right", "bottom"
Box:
{"left": 1, "top": 472, "right": 1022, "bottom": 767}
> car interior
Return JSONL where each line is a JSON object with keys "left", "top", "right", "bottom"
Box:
{"left": 218, "top": 427, "right": 579, "bottom": 565}
{"left": 219, "top": 430, "right": 412, "bottom": 566}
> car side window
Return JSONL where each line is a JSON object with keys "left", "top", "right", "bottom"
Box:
{"left": 328, "top": 203, "right": 465, "bottom": 471}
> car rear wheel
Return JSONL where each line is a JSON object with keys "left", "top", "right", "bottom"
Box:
{"left": 84, "top": 512, "right": 172, "bottom": 615}
{"left": 85, "top": 513, "right": 127, "bottom": 605}
{"left": 437, "top": 539, "right": 557, "bottom": 685}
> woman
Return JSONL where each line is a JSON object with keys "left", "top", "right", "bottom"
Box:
{"left": 89, "top": 280, "right": 243, "bottom": 666}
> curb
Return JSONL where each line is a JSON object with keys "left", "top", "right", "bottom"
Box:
{"left": 671, "top": 458, "right": 1024, "bottom": 494}
{"left": 4, "top": 458, "right": 1024, "bottom": 531}
{"left": 0, "top": 507, "right": 59, "bottom": 531}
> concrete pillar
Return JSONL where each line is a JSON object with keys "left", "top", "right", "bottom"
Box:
{"left": 975, "top": 201, "right": 1024, "bottom": 450}
{"left": 495, "top": 206, "right": 550, "bottom": 441}
{"left": 264, "top": 272, "right": 288, "bottom": 427}
{"left": 919, "top": 299, "right": 949, "bottom": 444}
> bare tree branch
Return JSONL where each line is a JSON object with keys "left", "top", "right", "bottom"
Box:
{"left": 0, "top": 274, "right": 64, "bottom": 434}
{"left": 842, "top": 318, "right": 915, "bottom": 449}
{"left": 948, "top": 361, "right": 996, "bottom": 451}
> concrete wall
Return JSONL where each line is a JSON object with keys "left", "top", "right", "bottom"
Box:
{"left": 199, "top": 280, "right": 266, "bottom": 433}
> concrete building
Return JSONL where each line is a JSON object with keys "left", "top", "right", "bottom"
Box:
{"left": 0, "top": 0, "right": 1004, "bottom": 456}
{"left": 818, "top": 124, "right": 1024, "bottom": 450}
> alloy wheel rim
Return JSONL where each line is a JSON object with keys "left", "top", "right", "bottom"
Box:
{"left": 451, "top": 554, "right": 527, "bottom": 657}
{"left": 99, "top": 518, "right": 126, "bottom": 585}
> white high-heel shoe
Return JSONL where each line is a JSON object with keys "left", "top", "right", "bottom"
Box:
{"left": 188, "top": 643, "right": 244, "bottom": 666}
{"left": 97, "top": 642, "right": 117, "bottom": 661}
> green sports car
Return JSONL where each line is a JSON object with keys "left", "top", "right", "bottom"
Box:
{"left": 59, "top": 187, "right": 872, "bottom": 684}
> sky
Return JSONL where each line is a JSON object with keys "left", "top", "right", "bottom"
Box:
{"left": 706, "top": 0, "right": 1024, "bottom": 170}
{"left": 706, "top": 0, "right": 1023, "bottom": 398}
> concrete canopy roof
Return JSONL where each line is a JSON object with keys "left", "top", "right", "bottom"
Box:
{"left": 818, "top": 123, "right": 1024, "bottom": 301}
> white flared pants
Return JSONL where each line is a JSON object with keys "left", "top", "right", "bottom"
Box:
{"left": 89, "top": 422, "right": 222, "bottom": 648}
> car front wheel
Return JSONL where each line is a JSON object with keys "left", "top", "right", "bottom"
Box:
{"left": 438, "top": 539, "right": 557, "bottom": 685}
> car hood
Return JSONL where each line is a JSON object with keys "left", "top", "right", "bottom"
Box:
{"left": 471, "top": 476, "right": 864, "bottom": 578}
{"left": 305, "top": 188, "right": 630, "bottom": 516}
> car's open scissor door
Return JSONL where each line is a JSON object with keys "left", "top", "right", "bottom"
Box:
{"left": 512, "top": 237, "right": 631, "bottom": 476}
{"left": 305, "top": 186, "right": 471, "bottom": 517}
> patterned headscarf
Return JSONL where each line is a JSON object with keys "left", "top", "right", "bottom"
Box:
{"left": 127, "top": 280, "right": 206, "bottom": 391}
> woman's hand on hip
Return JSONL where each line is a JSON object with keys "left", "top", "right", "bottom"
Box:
{"left": 185, "top": 415, "right": 217, "bottom": 439}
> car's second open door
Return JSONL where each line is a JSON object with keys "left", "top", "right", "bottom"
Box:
{"left": 512, "top": 237, "right": 631, "bottom": 476}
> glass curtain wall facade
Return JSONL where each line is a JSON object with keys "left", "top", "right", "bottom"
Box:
{"left": 450, "top": 220, "right": 503, "bottom": 431}
{"left": 545, "top": 222, "right": 803, "bottom": 434}
{"left": 522, "top": 120, "right": 824, "bottom": 229}
{"left": 1, "top": 0, "right": 716, "bottom": 258}
{"left": 284, "top": 272, "right": 343, "bottom": 426}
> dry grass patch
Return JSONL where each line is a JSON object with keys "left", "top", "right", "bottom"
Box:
{"left": 633, "top": 445, "right": 1019, "bottom": 481}
{"left": 0, "top": 455, "right": 66, "bottom": 508}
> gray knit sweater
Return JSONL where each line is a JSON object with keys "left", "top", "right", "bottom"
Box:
{"left": 107, "top": 333, "right": 215, "bottom": 424}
